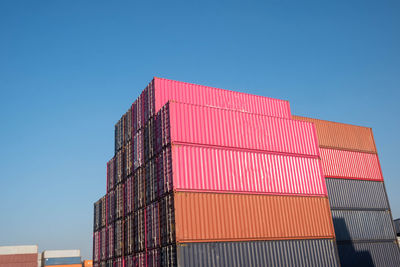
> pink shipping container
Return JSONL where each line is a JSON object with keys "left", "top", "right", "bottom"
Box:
{"left": 157, "top": 144, "right": 327, "bottom": 196}
{"left": 157, "top": 102, "right": 319, "bottom": 156}
{"left": 319, "top": 148, "right": 383, "bottom": 181}
{"left": 148, "top": 77, "right": 292, "bottom": 121}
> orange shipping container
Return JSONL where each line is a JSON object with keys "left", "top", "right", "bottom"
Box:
{"left": 174, "top": 192, "right": 335, "bottom": 242}
{"left": 292, "top": 116, "right": 377, "bottom": 153}
{"left": 83, "top": 260, "right": 93, "bottom": 267}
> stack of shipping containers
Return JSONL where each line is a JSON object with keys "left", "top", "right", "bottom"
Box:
{"left": 293, "top": 116, "right": 400, "bottom": 267}
{"left": 0, "top": 245, "right": 38, "bottom": 267}
{"left": 41, "top": 250, "right": 81, "bottom": 267}
{"left": 94, "top": 77, "right": 340, "bottom": 266}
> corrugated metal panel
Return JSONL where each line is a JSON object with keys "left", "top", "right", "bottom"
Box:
{"left": 337, "top": 241, "right": 400, "bottom": 267}
{"left": 293, "top": 115, "right": 377, "bottom": 153}
{"left": 167, "top": 102, "right": 319, "bottom": 156}
{"left": 320, "top": 148, "right": 383, "bottom": 181}
{"left": 152, "top": 77, "right": 292, "bottom": 119}
{"left": 332, "top": 210, "right": 396, "bottom": 241}
{"left": 171, "top": 144, "right": 327, "bottom": 196}
{"left": 326, "top": 178, "right": 389, "bottom": 210}
{"left": 174, "top": 192, "right": 334, "bottom": 242}
{"left": 0, "top": 246, "right": 37, "bottom": 255}
{"left": 175, "top": 239, "right": 339, "bottom": 267}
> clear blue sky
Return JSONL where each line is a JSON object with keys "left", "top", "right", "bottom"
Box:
{"left": 0, "top": 0, "right": 399, "bottom": 260}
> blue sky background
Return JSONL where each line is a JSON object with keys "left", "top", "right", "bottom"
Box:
{"left": 0, "top": 0, "right": 399, "bottom": 260}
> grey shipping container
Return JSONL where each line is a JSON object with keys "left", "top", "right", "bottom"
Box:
{"left": 337, "top": 241, "right": 400, "bottom": 267}
{"left": 394, "top": 219, "right": 400, "bottom": 236}
{"left": 174, "top": 239, "right": 340, "bottom": 267}
{"left": 332, "top": 210, "right": 396, "bottom": 241}
{"left": 326, "top": 178, "right": 389, "bottom": 210}
{"left": 44, "top": 256, "right": 81, "bottom": 265}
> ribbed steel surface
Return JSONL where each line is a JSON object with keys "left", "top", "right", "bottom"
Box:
{"left": 293, "top": 115, "right": 377, "bottom": 153}
{"left": 326, "top": 178, "right": 389, "bottom": 210}
{"left": 320, "top": 148, "right": 383, "bottom": 181}
{"left": 174, "top": 192, "right": 334, "bottom": 242}
{"left": 332, "top": 210, "right": 396, "bottom": 241}
{"left": 175, "top": 239, "right": 339, "bottom": 267}
{"left": 171, "top": 144, "right": 327, "bottom": 196}
{"left": 337, "top": 241, "right": 400, "bottom": 267}
{"left": 166, "top": 102, "right": 319, "bottom": 156}
{"left": 152, "top": 77, "right": 292, "bottom": 119}
{"left": 44, "top": 257, "right": 81, "bottom": 266}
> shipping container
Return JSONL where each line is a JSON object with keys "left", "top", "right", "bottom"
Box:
{"left": 100, "top": 196, "right": 106, "bottom": 228}
{"left": 332, "top": 210, "right": 396, "bottom": 241}
{"left": 106, "top": 224, "right": 114, "bottom": 260}
{"left": 146, "top": 201, "right": 160, "bottom": 249}
{"left": 145, "top": 159, "right": 157, "bottom": 205}
{"left": 0, "top": 246, "right": 38, "bottom": 255}
{"left": 39, "top": 265, "right": 81, "bottom": 267}
{"left": 149, "top": 77, "right": 292, "bottom": 120}
{"left": 135, "top": 252, "right": 146, "bottom": 267}
{"left": 174, "top": 239, "right": 339, "bottom": 267}
{"left": 161, "top": 245, "right": 176, "bottom": 267}
{"left": 337, "top": 241, "right": 400, "bottom": 267}
{"left": 133, "top": 130, "right": 144, "bottom": 170}
{"left": 157, "top": 147, "right": 172, "bottom": 198}
{"left": 394, "top": 219, "right": 400, "bottom": 236}
{"left": 114, "top": 220, "right": 124, "bottom": 257}
{"left": 43, "top": 250, "right": 80, "bottom": 259}
{"left": 320, "top": 148, "right": 383, "bottom": 181}
{"left": 44, "top": 257, "right": 81, "bottom": 266}
{"left": 160, "top": 194, "right": 175, "bottom": 246}
{"left": 326, "top": 178, "right": 389, "bottom": 210}
{"left": 174, "top": 192, "right": 334, "bottom": 242}
{"left": 125, "top": 176, "right": 134, "bottom": 215}
{"left": 93, "top": 231, "right": 100, "bottom": 263}
{"left": 125, "top": 140, "right": 133, "bottom": 177}
{"left": 134, "top": 209, "right": 145, "bottom": 252}
{"left": 115, "top": 184, "right": 124, "bottom": 219}
{"left": 115, "top": 149, "right": 124, "bottom": 184}
{"left": 124, "top": 214, "right": 134, "bottom": 255}
{"left": 106, "top": 158, "right": 115, "bottom": 193}
{"left": 160, "top": 102, "right": 319, "bottom": 156}
{"left": 107, "top": 190, "right": 115, "bottom": 223}
{"left": 100, "top": 227, "right": 106, "bottom": 261}
{"left": 134, "top": 168, "right": 145, "bottom": 211}
{"left": 94, "top": 200, "right": 100, "bottom": 231}
{"left": 113, "top": 257, "right": 123, "bottom": 267}
{"left": 83, "top": 260, "right": 93, "bottom": 267}
{"left": 147, "top": 248, "right": 161, "bottom": 267}
{"left": 125, "top": 108, "right": 132, "bottom": 142}
{"left": 0, "top": 254, "right": 38, "bottom": 266}
{"left": 167, "top": 144, "right": 327, "bottom": 196}
{"left": 292, "top": 115, "right": 377, "bottom": 153}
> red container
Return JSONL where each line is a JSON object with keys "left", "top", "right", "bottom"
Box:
{"left": 149, "top": 77, "right": 292, "bottom": 120}
{"left": 319, "top": 148, "right": 383, "bottom": 181}
{"left": 162, "top": 102, "right": 319, "bottom": 156}
{"left": 158, "top": 144, "right": 327, "bottom": 196}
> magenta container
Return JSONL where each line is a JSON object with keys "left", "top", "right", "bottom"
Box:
{"left": 155, "top": 144, "right": 327, "bottom": 197}
{"left": 149, "top": 77, "right": 292, "bottom": 120}
{"left": 157, "top": 102, "right": 318, "bottom": 156}
{"left": 320, "top": 148, "right": 383, "bottom": 181}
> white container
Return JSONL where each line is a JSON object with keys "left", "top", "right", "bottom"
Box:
{"left": 42, "top": 249, "right": 80, "bottom": 258}
{"left": 0, "top": 245, "right": 38, "bottom": 255}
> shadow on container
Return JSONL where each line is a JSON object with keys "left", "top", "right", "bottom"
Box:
{"left": 334, "top": 217, "right": 374, "bottom": 267}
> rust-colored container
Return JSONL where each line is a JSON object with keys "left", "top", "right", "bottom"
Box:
{"left": 292, "top": 115, "right": 377, "bottom": 153}
{"left": 173, "top": 192, "right": 335, "bottom": 242}
{"left": 0, "top": 254, "right": 37, "bottom": 267}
